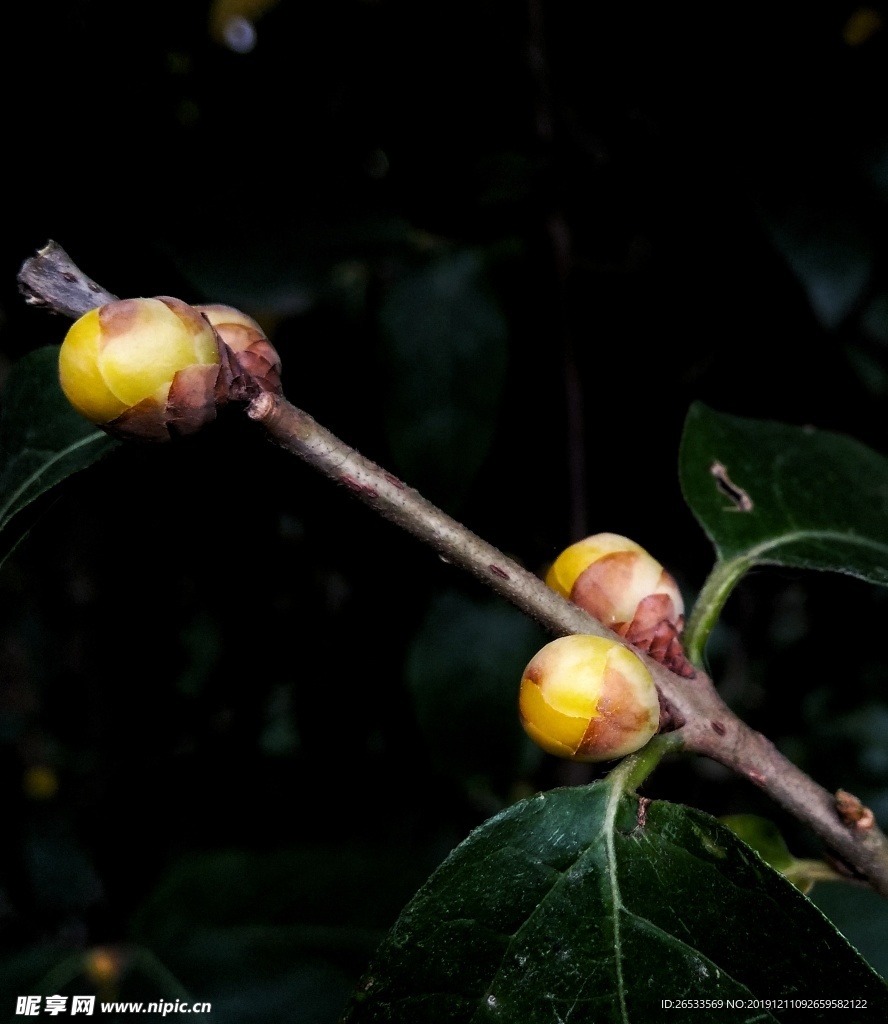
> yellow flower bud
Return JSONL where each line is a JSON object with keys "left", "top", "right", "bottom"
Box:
{"left": 546, "top": 533, "right": 694, "bottom": 677}
{"left": 519, "top": 634, "right": 659, "bottom": 762}
{"left": 58, "top": 297, "right": 224, "bottom": 442}
{"left": 193, "top": 303, "right": 282, "bottom": 396}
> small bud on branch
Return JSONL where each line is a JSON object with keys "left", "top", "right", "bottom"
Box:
{"left": 519, "top": 634, "right": 660, "bottom": 762}
{"left": 546, "top": 532, "right": 694, "bottom": 677}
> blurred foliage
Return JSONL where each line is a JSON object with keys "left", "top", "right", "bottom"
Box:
{"left": 380, "top": 248, "right": 510, "bottom": 510}
{"left": 3, "top": 0, "right": 888, "bottom": 1017}
{"left": 404, "top": 589, "right": 545, "bottom": 791}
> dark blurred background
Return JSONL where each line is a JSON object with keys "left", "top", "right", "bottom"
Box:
{"left": 2, "top": 1, "right": 888, "bottom": 1018}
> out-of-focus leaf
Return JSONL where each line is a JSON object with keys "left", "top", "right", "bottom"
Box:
{"left": 765, "top": 205, "right": 871, "bottom": 329}
{"left": 177, "top": 611, "right": 224, "bottom": 698}
{"left": 719, "top": 814, "right": 795, "bottom": 872}
{"left": 132, "top": 846, "right": 433, "bottom": 942}
{"left": 811, "top": 883, "right": 888, "bottom": 980}
{"left": 25, "top": 820, "right": 103, "bottom": 915}
{"left": 861, "top": 292, "right": 888, "bottom": 345}
{"left": 865, "top": 141, "right": 888, "bottom": 205}
{"left": 2, "top": 940, "right": 347, "bottom": 1024}
{"left": 845, "top": 343, "right": 888, "bottom": 396}
{"left": 122, "top": 846, "right": 440, "bottom": 1019}
{"left": 343, "top": 784, "right": 888, "bottom": 1023}
{"left": 380, "top": 249, "right": 509, "bottom": 509}
{"left": 0, "top": 346, "right": 119, "bottom": 566}
{"left": 405, "top": 590, "right": 545, "bottom": 787}
{"left": 167, "top": 218, "right": 417, "bottom": 316}
{"left": 679, "top": 402, "right": 888, "bottom": 583}
{"left": 719, "top": 813, "right": 840, "bottom": 894}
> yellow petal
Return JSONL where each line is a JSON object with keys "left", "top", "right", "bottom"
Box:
{"left": 59, "top": 308, "right": 127, "bottom": 423}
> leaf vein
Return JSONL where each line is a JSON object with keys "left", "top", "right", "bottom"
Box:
{"left": 0, "top": 432, "right": 109, "bottom": 526}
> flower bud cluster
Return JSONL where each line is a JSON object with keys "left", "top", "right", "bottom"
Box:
{"left": 58, "top": 296, "right": 282, "bottom": 442}
{"left": 546, "top": 532, "right": 694, "bottom": 678}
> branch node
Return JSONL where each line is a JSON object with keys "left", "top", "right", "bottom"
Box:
{"left": 835, "top": 789, "right": 876, "bottom": 831}
{"left": 248, "top": 392, "right": 277, "bottom": 422}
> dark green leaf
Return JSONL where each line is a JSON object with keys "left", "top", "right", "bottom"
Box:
{"left": 405, "top": 591, "right": 545, "bottom": 787}
{"left": 343, "top": 784, "right": 888, "bottom": 1023}
{"left": 0, "top": 346, "right": 119, "bottom": 563}
{"left": 380, "top": 249, "right": 509, "bottom": 509}
{"left": 679, "top": 402, "right": 888, "bottom": 583}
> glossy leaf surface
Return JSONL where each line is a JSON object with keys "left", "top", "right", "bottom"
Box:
{"left": 679, "top": 402, "right": 888, "bottom": 583}
{"left": 343, "top": 784, "right": 888, "bottom": 1023}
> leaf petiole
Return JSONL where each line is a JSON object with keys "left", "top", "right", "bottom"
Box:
{"left": 684, "top": 555, "right": 756, "bottom": 666}
{"left": 607, "top": 731, "right": 686, "bottom": 795}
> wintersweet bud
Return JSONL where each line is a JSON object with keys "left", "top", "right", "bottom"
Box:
{"left": 519, "top": 634, "right": 660, "bottom": 762}
{"left": 193, "top": 304, "right": 282, "bottom": 396}
{"left": 58, "top": 296, "right": 226, "bottom": 442}
{"left": 546, "top": 532, "right": 694, "bottom": 677}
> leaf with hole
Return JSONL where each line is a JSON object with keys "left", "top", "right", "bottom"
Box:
{"left": 679, "top": 402, "right": 888, "bottom": 584}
